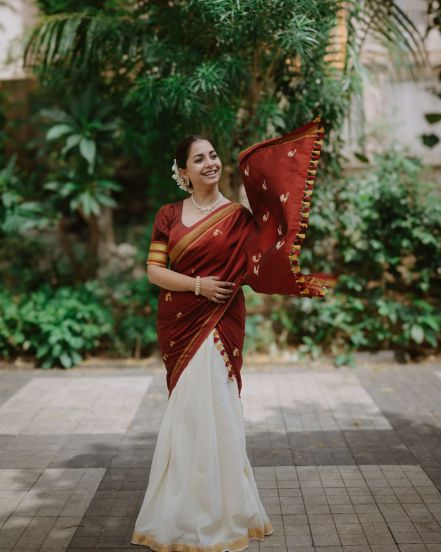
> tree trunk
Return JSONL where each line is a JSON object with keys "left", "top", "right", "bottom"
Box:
{"left": 84, "top": 214, "right": 100, "bottom": 278}
{"left": 96, "top": 207, "right": 116, "bottom": 266}
{"left": 58, "top": 217, "right": 82, "bottom": 281}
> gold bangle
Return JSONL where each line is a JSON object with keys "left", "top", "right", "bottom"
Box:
{"left": 195, "top": 276, "right": 201, "bottom": 295}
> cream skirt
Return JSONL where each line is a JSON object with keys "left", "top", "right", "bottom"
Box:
{"left": 131, "top": 326, "right": 274, "bottom": 552}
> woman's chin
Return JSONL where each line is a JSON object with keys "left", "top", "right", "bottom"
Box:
{"left": 194, "top": 179, "right": 220, "bottom": 188}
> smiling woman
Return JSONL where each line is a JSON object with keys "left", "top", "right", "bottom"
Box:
{"left": 131, "top": 118, "right": 335, "bottom": 551}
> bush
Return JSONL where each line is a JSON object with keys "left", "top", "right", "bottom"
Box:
{"left": 0, "top": 275, "right": 160, "bottom": 367}
{"left": 262, "top": 151, "right": 441, "bottom": 365}
{"left": 0, "top": 282, "right": 113, "bottom": 367}
{"left": 270, "top": 151, "right": 441, "bottom": 365}
{"left": 102, "top": 274, "right": 159, "bottom": 358}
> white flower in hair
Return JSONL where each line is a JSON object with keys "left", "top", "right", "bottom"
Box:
{"left": 172, "top": 159, "right": 193, "bottom": 193}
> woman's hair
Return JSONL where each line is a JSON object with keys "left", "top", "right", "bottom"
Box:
{"left": 175, "top": 134, "right": 211, "bottom": 169}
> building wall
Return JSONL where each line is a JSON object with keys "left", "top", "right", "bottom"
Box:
{"left": 343, "top": 0, "right": 441, "bottom": 169}
{"left": 0, "top": 0, "right": 37, "bottom": 80}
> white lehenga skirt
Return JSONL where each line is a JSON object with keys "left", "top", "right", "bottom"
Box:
{"left": 131, "top": 326, "right": 274, "bottom": 552}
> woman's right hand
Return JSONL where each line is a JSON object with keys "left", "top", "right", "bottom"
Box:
{"left": 199, "top": 276, "right": 236, "bottom": 303}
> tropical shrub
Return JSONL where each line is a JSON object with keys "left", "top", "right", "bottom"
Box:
{"left": 269, "top": 151, "right": 441, "bottom": 365}
{"left": 102, "top": 274, "right": 159, "bottom": 358}
{"left": 0, "top": 282, "right": 112, "bottom": 367}
{"left": 0, "top": 276, "right": 159, "bottom": 367}
{"left": 24, "top": 0, "right": 426, "bottom": 196}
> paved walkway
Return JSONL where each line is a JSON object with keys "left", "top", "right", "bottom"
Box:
{"left": 0, "top": 356, "right": 440, "bottom": 552}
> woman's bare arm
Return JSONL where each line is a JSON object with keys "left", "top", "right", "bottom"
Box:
{"left": 147, "top": 265, "right": 235, "bottom": 303}
{"left": 147, "top": 264, "right": 195, "bottom": 292}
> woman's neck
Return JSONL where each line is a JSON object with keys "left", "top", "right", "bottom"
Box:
{"left": 191, "top": 188, "right": 221, "bottom": 206}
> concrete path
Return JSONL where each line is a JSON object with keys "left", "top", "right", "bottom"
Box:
{"left": 0, "top": 357, "right": 440, "bottom": 551}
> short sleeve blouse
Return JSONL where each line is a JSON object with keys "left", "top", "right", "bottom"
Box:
{"left": 146, "top": 204, "right": 174, "bottom": 268}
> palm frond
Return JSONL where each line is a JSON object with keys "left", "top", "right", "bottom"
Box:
{"left": 327, "top": 0, "right": 429, "bottom": 76}
{"left": 24, "top": 0, "right": 429, "bottom": 84}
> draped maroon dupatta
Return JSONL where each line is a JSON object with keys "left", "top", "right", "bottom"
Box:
{"left": 147, "top": 117, "right": 337, "bottom": 399}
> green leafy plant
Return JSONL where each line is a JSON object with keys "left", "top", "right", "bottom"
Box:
{"left": 44, "top": 86, "right": 120, "bottom": 174}
{"left": 0, "top": 282, "right": 113, "bottom": 367}
{"left": 103, "top": 274, "right": 159, "bottom": 358}
{"left": 271, "top": 150, "right": 441, "bottom": 365}
{"left": 37, "top": 87, "right": 122, "bottom": 280}
{"left": 23, "top": 0, "right": 428, "bottom": 197}
{"left": 0, "top": 156, "right": 53, "bottom": 234}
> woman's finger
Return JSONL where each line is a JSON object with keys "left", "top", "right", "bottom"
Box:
{"left": 217, "top": 285, "right": 234, "bottom": 292}
{"left": 216, "top": 290, "right": 231, "bottom": 298}
{"left": 218, "top": 281, "right": 235, "bottom": 288}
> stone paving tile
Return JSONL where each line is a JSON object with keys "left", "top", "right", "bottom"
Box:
{"left": 0, "top": 468, "right": 104, "bottom": 550}
{"left": 0, "top": 376, "right": 153, "bottom": 435}
{"left": 357, "top": 366, "right": 441, "bottom": 491}
{"left": 0, "top": 373, "right": 33, "bottom": 409}
{"left": 1, "top": 362, "right": 441, "bottom": 550}
{"left": 242, "top": 372, "right": 392, "bottom": 432}
{"left": 238, "top": 368, "right": 425, "bottom": 468}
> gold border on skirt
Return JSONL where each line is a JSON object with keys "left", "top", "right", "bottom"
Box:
{"left": 131, "top": 521, "right": 274, "bottom": 551}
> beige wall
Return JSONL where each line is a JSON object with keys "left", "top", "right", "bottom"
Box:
{"left": 343, "top": 0, "right": 441, "bottom": 168}
{"left": 0, "top": 0, "right": 37, "bottom": 80}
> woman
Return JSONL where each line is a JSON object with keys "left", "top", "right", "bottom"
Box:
{"left": 131, "top": 117, "right": 335, "bottom": 551}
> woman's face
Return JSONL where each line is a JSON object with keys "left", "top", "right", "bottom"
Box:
{"left": 180, "top": 139, "right": 222, "bottom": 190}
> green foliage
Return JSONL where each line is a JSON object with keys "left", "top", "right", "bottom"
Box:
{"left": 23, "top": 0, "right": 427, "bottom": 194}
{"left": 0, "top": 235, "right": 49, "bottom": 292}
{"left": 101, "top": 274, "right": 159, "bottom": 357}
{"left": 0, "top": 275, "right": 159, "bottom": 367}
{"left": 44, "top": 86, "right": 120, "bottom": 173}
{"left": 41, "top": 86, "right": 122, "bottom": 219}
{"left": 0, "top": 156, "right": 54, "bottom": 234}
{"left": 269, "top": 151, "right": 441, "bottom": 365}
{"left": 36, "top": 0, "right": 106, "bottom": 14}
{"left": 243, "top": 286, "right": 275, "bottom": 354}
{"left": 0, "top": 90, "right": 7, "bottom": 165}
{"left": 44, "top": 175, "right": 120, "bottom": 217}
{"left": 28, "top": 86, "right": 124, "bottom": 280}
{"left": 0, "top": 282, "right": 112, "bottom": 368}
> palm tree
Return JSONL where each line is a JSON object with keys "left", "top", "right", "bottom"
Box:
{"left": 23, "top": 1, "right": 427, "bottom": 132}
{"left": 22, "top": 0, "right": 428, "bottom": 197}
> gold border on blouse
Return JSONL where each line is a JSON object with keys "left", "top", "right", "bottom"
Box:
{"left": 147, "top": 251, "right": 168, "bottom": 263}
{"left": 147, "top": 239, "right": 169, "bottom": 267}
{"left": 150, "top": 240, "right": 168, "bottom": 251}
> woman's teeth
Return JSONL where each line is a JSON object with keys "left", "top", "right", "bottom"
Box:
{"left": 204, "top": 171, "right": 217, "bottom": 176}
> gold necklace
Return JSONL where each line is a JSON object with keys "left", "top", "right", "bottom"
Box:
{"left": 190, "top": 192, "right": 223, "bottom": 215}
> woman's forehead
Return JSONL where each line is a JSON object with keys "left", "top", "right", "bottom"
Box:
{"left": 189, "top": 140, "right": 215, "bottom": 158}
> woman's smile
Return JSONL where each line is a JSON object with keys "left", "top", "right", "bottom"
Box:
{"left": 202, "top": 170, "right": 218, "bottom": 177}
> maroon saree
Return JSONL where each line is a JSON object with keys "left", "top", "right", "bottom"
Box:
{"left": 147, "top": 117, "right": 337, "bottom": 399}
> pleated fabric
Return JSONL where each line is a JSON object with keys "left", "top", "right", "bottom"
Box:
{"left": 131, "top": 327, "right": 274, "bottom": 552}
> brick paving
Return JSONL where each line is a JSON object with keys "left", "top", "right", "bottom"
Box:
{"left": 0, "top": 358, "right": 440, "bottom": 551}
